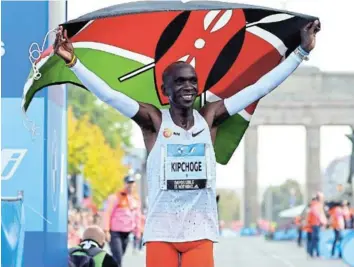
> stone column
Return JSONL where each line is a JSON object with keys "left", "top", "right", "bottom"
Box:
{"left": 306, "top": 125, "right": 322, "bottom": 202}
{"left": 244, "top": 125, "right": 259, "bottom": 227}
{"left": 347, "top": 126, "right": 354, "bottom": 206}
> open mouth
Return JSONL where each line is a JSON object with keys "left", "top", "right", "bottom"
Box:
{"left": 181, "top": 94, "right": 194, "bottom": 101}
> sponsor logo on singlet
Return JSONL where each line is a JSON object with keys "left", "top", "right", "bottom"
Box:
{"left": 163, "top": 128, "right": 172, "bottom": 138}
{"left": 163, "top": 128, "right": 180, "bottom": 138}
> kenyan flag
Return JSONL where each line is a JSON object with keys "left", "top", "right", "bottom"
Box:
{"left": 22, "top": 1, "right": 318, "bottom": 164}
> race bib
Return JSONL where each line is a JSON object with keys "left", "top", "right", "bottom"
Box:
{"left": 162, "top": 143, "right": 207, "bottom": 190}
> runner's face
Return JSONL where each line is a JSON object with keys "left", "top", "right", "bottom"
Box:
{"left": 164, "top": 65, "right": 198, "bottom": 109}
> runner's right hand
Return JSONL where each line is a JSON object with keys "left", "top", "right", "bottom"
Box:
{"left": 54, "top": 25, "right": 74, "bottom": 63}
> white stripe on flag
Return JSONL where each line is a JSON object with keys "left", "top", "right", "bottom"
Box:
{"left": 206, "top": 91, "right": 221, "bottom": 102}
{"left": 246, "top": 26, "right": 287, "bottom": 56}
{"left": 238, "top": 109, "right": 252, "bottom": 121}
{"left": 35, "top": 41, "right": 154, "bottom": 71}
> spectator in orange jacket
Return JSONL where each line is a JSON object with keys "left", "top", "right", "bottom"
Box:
{"left": 303, "top": 199, "right": 315, "bottom": 256}
{"left": 308, "top": 192, "right": 327, "bottom": 257}
{"left": 329, "top": 204, "right": 345, "bottom": 258}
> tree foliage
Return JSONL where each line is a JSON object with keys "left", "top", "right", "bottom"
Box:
{"left": 68, "top": 85, "right": 133, "bottom": 148}
{"left": 68, "top": 107, "right": 128, "bottom": 207}
{"left": 216, "top": 189, "right": 241, "bottom": 222}
{"left": 261, "top": 179, "right": 304, "bottom": 221}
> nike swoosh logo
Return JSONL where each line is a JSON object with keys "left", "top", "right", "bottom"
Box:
{"left": 192, "top": 129, "right": 205, "bottom": 137}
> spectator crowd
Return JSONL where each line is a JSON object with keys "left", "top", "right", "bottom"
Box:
{"left": 294, "top": 193, "right": 353, "bottom": 259}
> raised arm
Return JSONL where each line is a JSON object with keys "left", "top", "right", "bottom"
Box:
{"left": 203, "top": 20, "right": 320, "bottom": 127}
{"left": 68, "top": 59, "right": 159, "bottom": 127}
{"left": 54, "top": 26, "right": 159, "bottom": 129}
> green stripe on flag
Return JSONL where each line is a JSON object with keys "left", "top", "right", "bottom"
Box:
{"left": 215, "top": 114, "right": 248, "bottom": 165}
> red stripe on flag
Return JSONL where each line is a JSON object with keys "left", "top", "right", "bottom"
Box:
{"left": 71, "top": 12, "right": 183, "bottom": 58}
{"left": 35, "top": 46, "right": 54, "bottom": 64}
{"left": 209, "top": 32, "right": 282, "bottom": 115}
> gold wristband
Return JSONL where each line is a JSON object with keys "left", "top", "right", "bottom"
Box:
{"left": 66, "top": 55, "right": 77, "bottom": 67}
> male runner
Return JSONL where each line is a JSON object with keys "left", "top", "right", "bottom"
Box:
{"left": 54, "top": 20, "right": 320, "bottom": 267}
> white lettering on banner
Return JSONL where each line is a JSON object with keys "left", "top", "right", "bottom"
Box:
{"left": 1, "top": 149, "right": 27, "bottom": 180}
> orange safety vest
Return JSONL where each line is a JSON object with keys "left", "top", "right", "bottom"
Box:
{"left": 308, "top": 201, "right": 326, "bottom": 226}
{"left": 302, "top": 211, "right": 312, "bottom": 232}
{"left": 330, "top": 206, "right": 345, "bottom": 230}
{"left": 115, "top": 189, "right": 140, "bottom": 209}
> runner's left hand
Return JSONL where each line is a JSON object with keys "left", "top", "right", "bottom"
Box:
{"left": 300, "top": 20, "right": 321, "bottom": 52}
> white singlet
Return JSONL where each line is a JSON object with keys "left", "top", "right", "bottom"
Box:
{"left": 142, "top": 109, "right": 219, "bottom": 244}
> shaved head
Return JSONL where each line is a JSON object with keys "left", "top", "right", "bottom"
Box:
{"left": 162, "top": 61, "right": 195, "bottom": 84}
{"left": 161, "top": 61, "right": 198, "bottom": 109}
{"left": 82, "top": 225, "right": 105, "bottom": 246}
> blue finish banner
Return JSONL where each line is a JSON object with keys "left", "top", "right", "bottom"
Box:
{"left": 2, "top": 1, "right": 68, "bottom": 266}
{"left": 1, "top": 98, "right": 45, "bottom": 231}
{"left": 1, "top": 98, "right": 45, "bottom": 267}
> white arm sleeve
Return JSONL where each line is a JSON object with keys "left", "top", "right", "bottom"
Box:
{"left": 69, "top": 59, "right": 140, "bottom": 118}
{"left": 224, "top": 48, "right": 307, "bottom": 116}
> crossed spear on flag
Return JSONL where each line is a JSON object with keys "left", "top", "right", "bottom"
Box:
{"left": 118, "top": 13, "right": 294, "bottom": 83}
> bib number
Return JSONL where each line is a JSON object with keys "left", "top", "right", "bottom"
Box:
{"left": 161, "top": 143, "right": 209, "bottom": 190}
